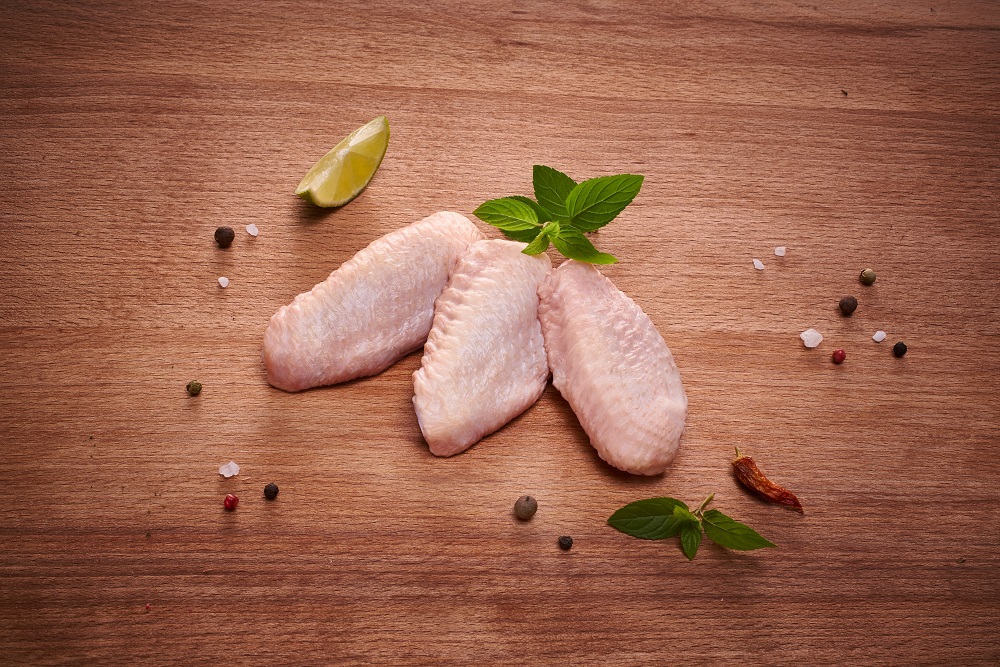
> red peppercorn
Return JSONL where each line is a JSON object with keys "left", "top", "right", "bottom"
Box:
{"left": 831, "top": 349, "right": 847, "bottom": 364}
{"left": 223, "top": 493, "right": 239, "bottom": 511}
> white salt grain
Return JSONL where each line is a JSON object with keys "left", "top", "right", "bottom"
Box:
{"left": 774, "top": 246, "right": 786, "bottom": 257}
{"left": 246, "top": 223, "right": 259, "bottom": 237}
{"left": 219, "top": 461, "right": 240, "bottom": 478}
{"left": 218, "top": 276, "right": 229, "bottom": 288}
{"left": 752, "top": 259, "right": 765, "bottom": 270}
{"left": 873, "top": 330, "right": 887, "bottom": 343}
{"left": 800, "top": 328, "right": 823, "bottom": 348}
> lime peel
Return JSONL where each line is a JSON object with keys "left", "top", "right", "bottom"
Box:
{"left": 295, "top": 116, "right": 390, "bottom": 208}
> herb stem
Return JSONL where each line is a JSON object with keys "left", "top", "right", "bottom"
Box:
{"left": 694, "top": 493, "right": 715, "bottom": 516}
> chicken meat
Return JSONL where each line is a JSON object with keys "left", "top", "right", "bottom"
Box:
{"left": 413, "top": 239, "right": 551, "bottom": 456}
{"left": 263, "top": 211, "right": 483, "bottom": 392}
{"left": 537, "top": 260, "right": 687, "bottom": 475}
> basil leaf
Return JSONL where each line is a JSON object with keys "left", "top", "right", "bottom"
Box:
{"left": 702, "top": 509, "right": 777, "bottom": 551}
{"left": 533, "top": 165, "right": 576, "bottom": 218}
{"left": 473, "top": 197, "right": 542, "bottom": 232}
{"left": 564, "top": 174, "right": 644, "bottom": 232}
{"left": 673, "top": 505, "right": 696, "bottom": 519}
{"left": 509, "top": 195, "right": 551, "bottom": 224}
{"left": 500, "top": 228, "right": 541, "bottom": 242}
{"left": 679, "top": 520, "right": 702, "bottom": 561}
{"left": 674, "top": 506, "right": 702, "bottom": 559}
{"left": 522, "top": 227, "right": 551, "bottom": 255}
{"left": 607, "top": 497, "right": 690, "bottom": 540}
{"left": 550, "top": 227, "right": 617, "bottom": 265}
{"left": 498, "top": 197, "right": 549, "bottom": 241}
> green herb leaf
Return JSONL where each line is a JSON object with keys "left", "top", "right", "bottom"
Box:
{"left": 701, "top": 509, "right": 777, "bottom": 551}
{"left": 549, "top": 226, "right": 617, "bottom": 264}
{"left": 610, "top": 495, "right": 778, "bottom": 561}
{"left": 533, "top": 165, "right": 576, "bottom": 218}
{"left": 607, "top": 497, "right": 690, "bottom": 540}
{"left": 509, "top": 195, "right": 552, "bottom": 224}
{"left": 564, "top": 174, "right": 644, "bottom": 232}
{"left": 679, "top": 520, "right": 703, "bottom": 561}
{"left": 499, "top": 227, "right": 541, "bottom": 243}
{"left": 497, "top": 196, "right": 549, "bottom": 242}
{"left": 673, "top": 506, "right": 702, "bottom": 560}
{"left": 473, "top": 197, "right": 542, "bottom": 232}
{"left": 672, "top": 505, "right": 699, "bottom": 524}
{"left": 522, "top": 223, "right": 554, "bottom": 255}
{"left": 475, "top": 165, "right": 642, "bottom": 264}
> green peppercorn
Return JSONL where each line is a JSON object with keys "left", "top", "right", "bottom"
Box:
{"left": 893, "top": 341, "right": 907, "bottom": 358}
{"left": 558, "top": 535, "right": 573, "bottom": 551}
{"left": 185, "top": 380, "right": 202, "bottom": 396}
{"left": 514, "top": 495, "right": 537, "bottom": 520}
{"left": 263, "top": 483, "right": 279, "bottom": 500}
{"left": 214, "top": 226, "right": 235, "bottom": 248}
{"left": 839, "top": 296, "right": 858, "bottom": 316}
{"left": 859, "top": 268, "right": 877, "bottom": 285}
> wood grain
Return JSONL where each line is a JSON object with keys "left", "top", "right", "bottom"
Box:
{"left": 2, "top": 0, "right": 999, "bottom": 664}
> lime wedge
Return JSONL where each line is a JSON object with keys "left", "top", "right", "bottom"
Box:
{"left": 295, "top": 116, "right": 390, "bottom": 207}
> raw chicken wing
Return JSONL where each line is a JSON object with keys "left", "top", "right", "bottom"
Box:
{"left": 413, "top": 240, "right": 551, "bottom": 456}
{"left": 537, "top": 260, "right": 687, "bottom": 475}
{"left": 263, "top": 211, "right": 483, "bottom": 392}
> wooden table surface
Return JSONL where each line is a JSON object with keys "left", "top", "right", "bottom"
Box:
{"left": 2, "top": 1, "right": 999, "bottom": 664}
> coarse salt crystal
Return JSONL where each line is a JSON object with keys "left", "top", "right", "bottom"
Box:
{"left": 873, "top": 330, "right": 887, "bottom": 343}
{"left": 752, "top": 259, "right": 765, "bottom": 270}
{"left": 218, "top": 276, "right": 229, "bottom": 288}
{"left": 246, "top": 223, "right": 259, "bottom": 237}
{"left": 800, "top": 328, "right": 823, "bottom": 348}
{"left": 219, "top": 461, "right": 240, "bottom": 478}
{"left": 774, "top": 246, "right": 786, "bottom": 257}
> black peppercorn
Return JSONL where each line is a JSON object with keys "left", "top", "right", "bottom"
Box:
{"left": 263, "top": 483, "right": 279, "bottom": 500}
{"left": 893, "top": 341, "right": 907, "bottom": 358}
{"left": 558, "top": 536, "right": 573, "bottom": 551}
{"left": 185, "top": 380, "right": 202, "bottom": 396}
{"left": 514, "top": 495, "right": 537, "bottom": 520}
{"left": 214, "top": 226, "right": 235, "bottom": 248}
{"left": 839, "top": 296, "right": 858, "bottom": 316}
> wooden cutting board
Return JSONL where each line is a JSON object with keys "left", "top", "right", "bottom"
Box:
{"left": 2, "top": 1, "right": 998, "bottom": 664}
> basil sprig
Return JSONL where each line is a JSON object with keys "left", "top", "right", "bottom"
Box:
{"left": 473, "top": 165, "right": 643, "bottom": 264}
{"left": 608, "top": 494, "right": 776, "bottom": 560}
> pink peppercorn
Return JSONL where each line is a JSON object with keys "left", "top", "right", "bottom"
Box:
{"left": 223, "top": 493, "right": 239, "bottom": 511}
{"left": 832, "top": 349, "right": 847, "bottom": 364}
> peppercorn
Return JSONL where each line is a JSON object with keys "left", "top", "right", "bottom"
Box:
{"left": 223, "top": 493, "right": 239, "bottom": 511}
{"left": 832, "top": 348, "right": 847, "bottom": 364}
{"left": 893, "top": 341, "right": 907, "bottom": 358}
{"left": 512, "top": 495, "right": 537, "bottom": 520}
{"left": 859, "top": 268, "right": 877, "bottom": 285}
{"left": 839, "top": 296, "right": 858, "bottom": 316}
{"left": 214, "top": 226, "right": 235, "bottom": 248}
{"left": 264, "top": 483, "right": 279, "bottom": 500}
{"left": 558, "top": 536, "right": 573, "bottom": 551}
{"left": 185, "top": 380, "right": 202, "bottom": 396}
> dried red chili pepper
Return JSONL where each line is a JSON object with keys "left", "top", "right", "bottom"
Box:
{"left": 732, "top": 447, "right": 803, "bottom": 512}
